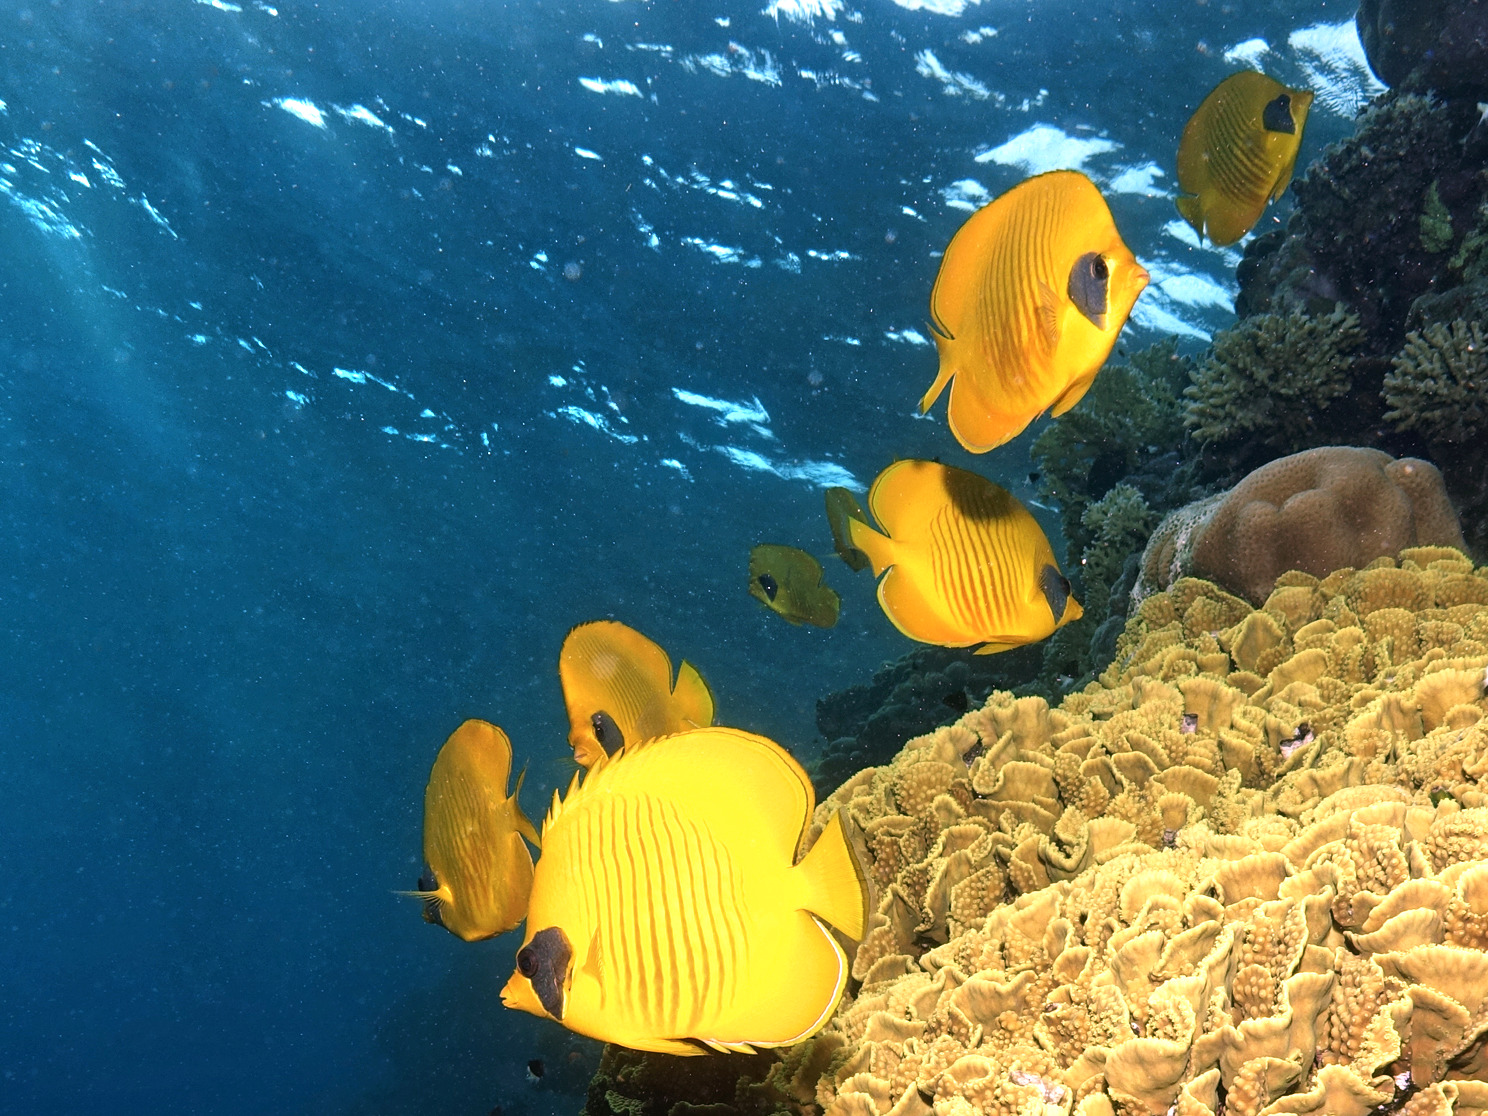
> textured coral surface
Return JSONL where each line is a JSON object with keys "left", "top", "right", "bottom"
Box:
{"left": 782, "top": 548, "right": 1488, "bottom": 1116}
{"left": 1140, "top": 447, "right": 1465, "bottom": 605}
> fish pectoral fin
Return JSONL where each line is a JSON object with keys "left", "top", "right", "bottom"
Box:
{"left": 1035, "top": 280, "right": 1062, "bottom": 351}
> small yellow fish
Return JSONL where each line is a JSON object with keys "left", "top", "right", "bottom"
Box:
{"left": 824, "top": 488, "right": 871, "bottom": 572}
{"left": 407, "top": 719, "right": 541, "bottom": 942}
{"left": 921, "top": 170, "right": 1149, "bottom": 453}
{"left": 846, "top": 459, "right": 1083, "bottom": 653}
{"left": 748, "top": 544, "right": 840, "bottom": 628}
{"left": 500, "top": 727, "right": 866, "bottom": 1055}
{"left": 559, "top": 621, "right": 714, "bottom": 769}
{"left": 1176, "top": 71, "right": 1314, "bottom": 246}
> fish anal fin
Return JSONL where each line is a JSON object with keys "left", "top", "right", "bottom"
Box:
{"left": 1049, "top": 373, "right": 1096, "bottom": 418}
{"left": 794, "top": 810, "right": 868, "bottom": 941}
{"left": 918, "top": 353, "right": 957, "bottom": 415}
{"left": 1175, "top": 194, "right": 1205, "bottom": 239}
{"left": 1035, "top": 279, "right": 1062, "bottom": 351}
{"left": 974, "top": 641, "right": 1023, "bottom": 655}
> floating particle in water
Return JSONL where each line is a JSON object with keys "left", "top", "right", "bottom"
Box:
{"left": 807, "top": 369, "right": 824, "bottom": 387}
{"left": 562, "top": 261, "right": 582, "bottom": 281}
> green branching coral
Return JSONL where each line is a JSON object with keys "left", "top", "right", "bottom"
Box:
{"left": 1450, "top": 196, "right": 1488, "bottom": 283}
{"left": 1078, "top": 483, "right": 1155, "bottom": 621}
{"left": 1421, "top": 180, "right": 1454, "bottom": 253}
{"left": 1183, "top": 304, "right": 1363, "bottom": 450}
{"left": 1031, "top": 339, "right": 1189, "bottom": 558}
{"left": 1383, "top": 318, "right": 1488, "bottom": 445}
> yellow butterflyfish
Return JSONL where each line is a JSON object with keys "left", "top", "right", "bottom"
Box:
{"left": 921, "top": 169, "right": 1149, "bottom": 453}
{"left": 1176, "top": 71, "right": 1314, "bottom": 246}
{"left": 846, "top": 459, "right": 1083, "bottom": 653}
{"left": 558, "top": 620, "right": 713, "bottom": 769}
{"left": 499, "top": 726, "right": 866, "bottom": 1056}
{"left": 405, "top": 719, "right": 540, "bottom": 941}
{"left": 748, "top": 544, "right": 840, "bottom": 628}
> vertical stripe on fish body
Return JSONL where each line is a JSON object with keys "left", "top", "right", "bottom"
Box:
{"left": 847, "top": 460, "right": 1082, "bottom": 652}
{"left": 1176, "top": 71, "right": 1313, "bottom": 246}
{"left": 921, "top": 170, "right": 1148, "bottom": 453}
{"left": 501, "top": 727, "right": 865, "bottom": 1056}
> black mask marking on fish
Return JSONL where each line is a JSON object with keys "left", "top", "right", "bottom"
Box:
{"left": 757, "top": 573, "right": 779, "bottom": 601}
{"left": 1262, "top": 93, "right": 1295, "bottom": 134}
{"left": 590, "top": 710, "right": 623, "bottom": 756}
{"left": 1039, "top": 564, "right": 1072, "bottom": 622}
{"left": 517, "top": 926, "right": 572, "bottom": 1020}
{"left": 1067, "top": 252, "right": 1109, "bottom": 329}
{"left": 527, "top": 1059, "right": 545, "bottom": 1081}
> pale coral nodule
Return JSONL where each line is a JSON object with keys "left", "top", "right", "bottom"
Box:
{"left": 765, "top": 546, "right": 1488, "bottom": 1116}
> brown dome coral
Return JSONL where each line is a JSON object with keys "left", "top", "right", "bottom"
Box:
{"left": 1139, "top": 447, "right": 1465, "bottom": 606}
{"left": 770, "top": 547, "right": 1488, "bottom": 1116}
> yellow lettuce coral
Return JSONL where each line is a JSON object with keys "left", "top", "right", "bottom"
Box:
{"left": 788, "top": 547, "right": 1488, "bottom": 1116}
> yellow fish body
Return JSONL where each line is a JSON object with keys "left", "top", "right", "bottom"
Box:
{"left": 748, "top": 544, "right": 840, "bottom": 628}
{"left": 846, "top": 459, "right": 1083, "bottom": 653}
{"left": 408, "top": 719, "right": 541, "bottom": 941}
{"left": 500, "top": 727, "right": 866, "bottom": 1056}
{"left": 1176, "top": 71, "right": 1314, "bottom": 246}
{"left": 559, "top": 620, "right": 713, "bottom": 769}
{"left": 921, "top": 170, "right": 1149, "bottom": 453}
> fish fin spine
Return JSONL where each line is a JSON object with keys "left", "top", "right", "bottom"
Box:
{"left": 794, "top": 810, "right": 868, "bottom": 941}
{"left": 510, "top": 764, "right": 542, "bottom": 848}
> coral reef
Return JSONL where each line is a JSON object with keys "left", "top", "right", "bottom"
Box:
{"left": 1139, "top": 447, "right": 1465, "bottom": 605}
{"left": 814, "top": 646, "right": 1044, "bottom": 796}
{"left": 1356, "top": 0, "right": 1488, "bottom": 98}
{"left": 1182, "top": 306, "right": 1362, "bottom": 462}
{"left": 1384, "top": 320, "right": 1488, "bottom": 447}
{"left": 784, "top": 548, "right": 1488, "bottom": 1116}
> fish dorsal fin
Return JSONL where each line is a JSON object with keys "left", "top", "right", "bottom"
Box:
{"left": 543, "top": 770, "right": 585, "bottom": 836}
{"left": 1035, "top": 279, "right": 1062, "bottom": 351}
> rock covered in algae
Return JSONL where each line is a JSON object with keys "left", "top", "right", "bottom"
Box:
{"left": 778, "top": 547, "right": 1488, "bottom": 1116}
{"left": 1356, "top": 0, "right": 1488, "bottom": 98}
{"left": 1137, "top": 447, "right": 1465, "bottom": 606}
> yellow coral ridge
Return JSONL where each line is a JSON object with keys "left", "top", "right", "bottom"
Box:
{"left": 775, "top": 548, "right": 1488, "bottom": 1116}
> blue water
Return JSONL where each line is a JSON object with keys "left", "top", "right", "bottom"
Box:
{"left": 0, "top": 1, "right": 1379, "bottom": 1112}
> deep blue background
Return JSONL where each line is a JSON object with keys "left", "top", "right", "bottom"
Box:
{"left": 0, "top": 0, "right": 1369, "bottom": 1111}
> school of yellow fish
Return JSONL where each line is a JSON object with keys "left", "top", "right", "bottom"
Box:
{"left": 405, "top": 67, "right": 1314, "bottom": 1060}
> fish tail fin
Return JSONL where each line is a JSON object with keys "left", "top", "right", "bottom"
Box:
{"left": 845, "top": 516, "right": 894, "bottom": 578}
{"left": 795, "top": 810, "right": 868, "bottom": 941}
{"left": 824, "top": 487, "right": 872, "bottom": 572}
{"left": 672, "top": 659, "right": 715, "bottom": 729}
{"left": 1175, "top": 194, "right": 1205, "bottom": 239}
{"left": 510, "top": 764, "right": 542, "bottom": 848}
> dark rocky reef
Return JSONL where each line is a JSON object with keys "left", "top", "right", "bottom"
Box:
{"left": 812, "top": 643, "right": 1041, "bottom": 795}
{"left": 581, "top": 1044, "right": 790, "bottom": 1116}
{"left": 1357, "top": 0, "right": 1488, "bottom": 98}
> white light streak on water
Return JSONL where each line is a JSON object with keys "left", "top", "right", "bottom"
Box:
{"left": 579, "top": 77, "right": 643, "bottom": 96}
{"left": 914, "top": 50, "right": 991, "bottom": 99}
{"left": 976, "top": 124, "right": 1118, "bottom": 176}
{"left": 1289, "top": 21, "right": 1386, "bottom": 116}
{"left": 273, "top": 98, "right": 326, "bottom": 128}
{"left": 1223, "top": 38, "right": 1271, "bottom": 67}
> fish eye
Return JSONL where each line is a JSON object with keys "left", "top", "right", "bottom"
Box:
{"left": 516, "top": 945, "right": 540, "bottom": 978}
{"left": 590, "top": 710, "right": 623, "bottom": 754}
{"left": 1262, "top": 94, "right": 1296, "bottom": 134}
{"left": 757, "top": 573, "right": 779, "bottom": 601}
{"left": 1067, "top": 252, "right": 1109, "bottom": 329}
